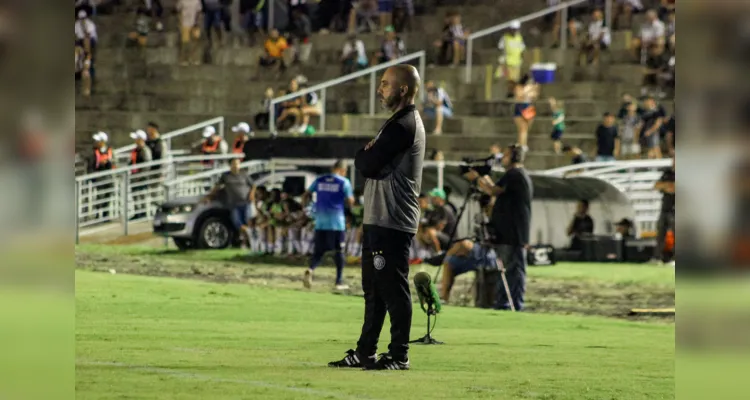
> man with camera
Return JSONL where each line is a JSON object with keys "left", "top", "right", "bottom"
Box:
{"left": 464, "top": 144, "right": 532, "bottom": 311}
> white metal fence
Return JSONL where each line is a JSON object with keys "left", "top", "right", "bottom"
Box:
{"left": 269, "top": 51, "right": 427, "bottom": 136}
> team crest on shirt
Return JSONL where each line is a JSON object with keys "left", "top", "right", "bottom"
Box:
{"left": 373, "top": 254, "right": 386, "bottom": 270}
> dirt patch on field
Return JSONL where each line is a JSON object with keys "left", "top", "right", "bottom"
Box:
{"left": 75, "top": 252, "right": 673, "bottom": 322}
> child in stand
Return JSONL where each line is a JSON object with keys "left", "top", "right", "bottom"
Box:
{"left": 549, "top": 97, "right": 566, "bottom": 154}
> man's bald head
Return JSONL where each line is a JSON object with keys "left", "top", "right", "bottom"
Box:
{"left": 378, "top": 65, "right": 421, "bottom": 111}
{"left": 389, "top": 64, "right": 421, "bottom": 100}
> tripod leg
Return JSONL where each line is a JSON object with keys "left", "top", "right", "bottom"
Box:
{"left": 500, "top": 269, "right": 515, "bottom": 312}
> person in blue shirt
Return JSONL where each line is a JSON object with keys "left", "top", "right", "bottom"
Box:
{"left": 302, "top": 160, "right": 354, "bottom": 290}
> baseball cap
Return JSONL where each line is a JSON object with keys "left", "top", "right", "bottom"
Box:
{"left": 93, "top": 131, "right": 108, "bottom": 142}
{"left": 129, "top": 129, "right": 147, "bottom": 140}
{"left": 231, "top": 122, "right": 251, "bottom": 134}
{"left": 428, "top": 187, "right": 446, "bottom": 200}
{"left": 509, "top": 20, "right": 521, "bottom": 29}
{"left": 202, "top": 126, "right": 217, "bottom": 138}
{"left": 78, "top": 10, "right": 87, "bottom": 19}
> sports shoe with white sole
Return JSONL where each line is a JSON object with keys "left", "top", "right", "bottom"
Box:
{"left": 328, "top": 349, "right": 375, "bottom": 368}
{"left": 335, "top": 283, "right": 350, "bottom": 291}
{"left": 363, "top": 353, "right": 410, "bottom": 371}
{"left": 303, "top": 269, "right": 313, "bottom": 289}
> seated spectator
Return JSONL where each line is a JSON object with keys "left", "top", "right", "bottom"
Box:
{"left": 594, "top": 112, "right": 619, "bottom": 162}
{"left": 258, "top": 29, "right": 289, "bottom": 76}
{"left": 75, "top": 10, "right": 97, "bottom": 83}
{"left": 295, "top": 85, "right": 323, "bottom": 135}
{"left": 341, "top": 34, "right": 368, "bottom": 75}
{"left": 615, "top": 218, "right": 635, "bottom": 239}
{"left": 567, "top": 199, "right": 594, "bottom": 251}
{"left": 75, "top": 42, "right": 92, "bottom": 97}
{"left": 177, "top": 0, "right": 202, "bottom": 66}
{"left": 275, "top": 78, "right": 304, "bottom": 132}
{"left": 613, "top": 0, "right": 643, "bottom": 30}
{"left": 619, "top": 102, "right": 642, "bottom": 159}
{"left": 551, "top": 1, "right": 586, "bottom": 48}
{"left": 579, "top": 9, "right": 610, "bottom": 66}
{"left": 562, "top": 144, "right": 588, "bottom": 165}
{"left": 392, "top": 0, "right": 413, "bottom": 33}
{"left": 349, "top": 0, "right": 379, "bottom": 34}
{"left": 641, "top": 40, "right": 671, "bottom": 98}
{"left": 127, "top": 8, "right": 150, "bottom": 48}
{"left": 445, "top": 11, "right": 469, "bottom": 67}
{"left": 289, "top": 8, "right": 313, "bottom": 65}
{"left": 423, "top": 81, "right": 453, "bottom": 135}
{"left": 138, "top": 0, "right": 164, "bottom": 32}
{"left": 631, "top": 9, "right": 666, "bottom": 63}
{"left": 375, "top": 25, "right": 406, "bottom": 64}
{"left": 255, "top": 87, "right": 274, "bottom": 130}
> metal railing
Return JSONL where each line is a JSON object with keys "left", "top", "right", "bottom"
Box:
{"left": 269, "top": 51, "right": 427, "bottom": 135}
{"left": 74, "top": 153, "right": 243, "bottom": 243}
{"left": 464, "top": 0, "right": 612, "bottom": 83}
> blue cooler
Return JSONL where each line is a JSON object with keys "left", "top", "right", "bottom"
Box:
{"left": 531, "top": 63, "right": 557, "bottom": 84}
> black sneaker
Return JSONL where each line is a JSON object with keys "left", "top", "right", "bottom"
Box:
{"left": 327, "top": 349, "right": 374, "bottom": 368}
{"left": 363, "top": 353, "right": 410, "bottom": 371}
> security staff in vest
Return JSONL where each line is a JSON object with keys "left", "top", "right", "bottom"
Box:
{"left": 230, "top": 122, "right": 253, "bottom": 160}
{"left": 200, "top": 125, "right": 228, "bottom": 167}
{"left": 496, "top": 20, "right": 526, "bottom": 99}
{"left": 88, "top": 131, "right": 115, "bottom": 220}
{"left": 328, "top": 65, "right": 425, "bottom": 371}
{"left": 465, "top": 144, "right": 532, "bottom": 311}
{"left": 129, "top": 129, "right": 153, "bottom": 220}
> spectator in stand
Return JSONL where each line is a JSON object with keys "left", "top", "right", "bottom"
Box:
{"left": 423, "top": 81, "right": 453, "bottom": 135}
{"left": 496, "top": 20, "right": 524, "bottom": 98}
{"left": 75, "top": 42, "right": 92, "bottom": 97}
{"left": 392, "top": 0, "right": 413, "bottom": 32}
{"left": 641, "top": 39, "right": 671, "bottom": 98}
{"left": 639, "top": 96, "right": 666, "bottom": 159}
{"left": 127, "top": 7, "right": 150, "bottom": 48}
{"left": 658, "top": 0, "right": 676, "bottom": 21}
{"left": 550, "top": 0, "right": 584, "bottom": 48}
{"left": 566, "top": 199, "right": 594, "bottom": 251}
{"left": 139, "top": 0, "right": 164, "bottom": 32}
{"left": 619, "top": 102, "right": 642, "bottom": 159}
{"left": 341, "top": 34, "right": 368, "bottom": 74}
{"left": 289, "top": 7, "right": 313, "bottom": 65}
{"left": 145, "top": 122, "right": 168, "bottom": 166}
{"left": 240, "top": 0, "right": 265, "bottom": 46}
{"left": 665, "top": 10, "right": 675, "bottom": 51}
{"left": 258, "top": 29, "right": 288, "bottom": 77}
{"left": 375, "top": 25, "right": 406, "bottom": 64}
{"left": 612, "top": 0, "right": 643, "bottom": 30}
{"left": 295, "top": 83, "right": 322, "bottom": 135}
{"left": 579, "top": 9, "right": 610, "bottom": 66}
{"left": 631, "top": 9, "right": 665, "bottom": 63}
{"left": 549, "top": 97, "right": 566, "bottom": 154}
{"left": 275, "top": 78, "right": 304, "bottom": 132}
{"left": 446, "top": 11, "right": 469, "bottom": 68}
{"left": 231, "top": 122, "right": 252, "bottom": 158}
{"left": 349, "top": 0, "right": 378, "bottom": 33}
{"left": 562, "top": 144, "right": 588, "bottom": 165}
{"left": 199, "top": 125, "right": 228, "bottom": 166}
{"left": 378, "top": 0, "right": 393, "bottom": 31}
{"left": 75, "top": 0, "right": 94, "bottom": 18}
{"left": 128, "top": 130, "right": 153, "bottom": 220}
{"left": 594, "top": 112, "right": 619, "bottom": 161}
{"left": 75, "top": 10, "right": 97, "bottom": 86}
{"left": 203, "top": 0, "right": 226, "bottom": 47}
{"left": 177, "top": 0, "right": 203, "bottom": 66}
{"left": 288, "top": 0, "right": 310, "bottom": 30}
{"left": 255, "top": 87, "right": 273, "bottom": 130}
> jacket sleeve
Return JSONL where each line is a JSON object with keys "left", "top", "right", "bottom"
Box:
{"left": 355, "top": 122, "right": 413, "bottom": 179}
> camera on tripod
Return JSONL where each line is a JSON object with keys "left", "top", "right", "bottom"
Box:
{"left": 459, "top": 155, "right": 494, "bottom": 178}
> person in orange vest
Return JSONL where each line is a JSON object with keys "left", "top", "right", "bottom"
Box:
{"left": 129, "top": 129, "right": 153, "bottom": 220}
{"left": 88, "top": 131, "right": 116, "bottom": 221}
{"left": 200, "top": 125, "right": 228, "bottom": 167}
{"left": 230, "top": 122, "right": 253, "bottom": 160}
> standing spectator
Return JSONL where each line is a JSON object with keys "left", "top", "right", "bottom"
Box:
{"left": 496, "top": 20, "right": 524, "bottom": 98}
{"left": 512, "top": 74, "right": 539, "bottom": 151}
{"left": 446, "top": 11, "right": 469, "bottom": 68}
{"left": 613, "top": 0, "right": 643, "bottom": 30}
{"left": 375, "top": 25, "right": 405, "bottom": 64}
{"left": 255, "top": 87, "right": 273, "bottom": 130}
{"left": 289, "top": 7, "right": 313, "bottom": 65}
{"left": 549, "top": 97, "right": 566, "bottom": 154}
{"left": 566, "top": 199, "right": 594, "bottom": 251}
{"left": 288, "top": 0, "right": 310, "bottom": 30}
{"left": 202, "top": 158, "right": 256, "bottom": 248}
{"left": 641, "top": 40, "right": 670, "bottom": 97}
{"left": 199, "top": 126, "right": 228, "bottom": 166}
{"left": 203, "top": 0, "right": 225, "bottom": 47}
{"left": 239, "top": 0, "right": 264, "bottom": 46}
{"left": 258, "top": 29, "right": 288, "bottom": 76}
{"left": 348, "top": 0, "right": 378, "bottom": 34}
{"left": 75, "top": 10, "right": 97, "bottom": 85}
{"left": 631, "top": 9, "right": 665, "bottom": 63}
{"left": 579, "top": 9, "right": 610, "bottom": 66}
{"left": 650, "top": 158, "right": 675, "bottom": 265}
{"left": 177, "top": 0, "right": 202, "bottom": 66}
{"left": 377, "top": 0, "right": 393, "bottom": 31}
{"left": 139, "top": 0, "right": 164, "bottom": 32}
{"left": 392, "top": 0, "right": 412, "bottom": 32}
{"left": 423, "top": 81, "right": 453, "bottom": 135}
{"left": 619, "top": 102, "right": 642, "bottom": 159}
{"left": 341, "top": 34, "right": 368, "bottom": 75}
{"left": 128, "top": 130, "right": 153, "bottom": 220}
{"left": 74, "top": 42, "right": 92, "bottom": 97}
{"left": 639, "top": 96, "right": 666, "bottom": 159}
{"left": 145, "top": 122, "right": 168, "bottom": 165}
{"left": 594, "top": 112, "right": 619, "bottom": 161}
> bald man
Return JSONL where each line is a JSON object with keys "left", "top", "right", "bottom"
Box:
{"left": 328, "top": 65, "right": 426, "bottom": 371}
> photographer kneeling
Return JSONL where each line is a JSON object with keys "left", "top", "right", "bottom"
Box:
{"left": 464, "top": 144, "right": 532, "bottom": 311}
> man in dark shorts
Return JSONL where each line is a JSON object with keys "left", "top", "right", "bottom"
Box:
{"left": 328, "top": 64, "right": 425, "bottom": 371}
{"left": 202, "top": 158, "right": 255, "bottom": 246}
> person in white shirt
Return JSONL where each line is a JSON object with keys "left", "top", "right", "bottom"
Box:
{"left": 75, "top": 10, "right": 98, "bottom": 87}
{"left": 423, "top": 80, "right": 453, "bottom": 135}
{"left": 631, "top": 9, "right": 666, "bottom": 62}
{"left": 579, "top": 9, "right": 611, "bottom": 66}
{"left": 341, "top": 34, "right": 368, "bottom": 74}
{"left": 177, "top": 0, "right": 203, "bottom": 66}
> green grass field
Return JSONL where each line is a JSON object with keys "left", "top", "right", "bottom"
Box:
{"left": 76, "top": 245, "right": 674, "bottom": 399}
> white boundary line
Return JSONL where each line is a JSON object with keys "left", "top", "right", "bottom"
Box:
{"left": 77, "top": 360, "right": 379, "bottom": 400}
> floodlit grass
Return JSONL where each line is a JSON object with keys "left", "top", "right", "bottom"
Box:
{"left": 75, "top": 270, "right": 674, "bottom": 400}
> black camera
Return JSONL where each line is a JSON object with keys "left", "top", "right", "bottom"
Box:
{"left": 460, "top": 155, "right": 494, "bottom": 177}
